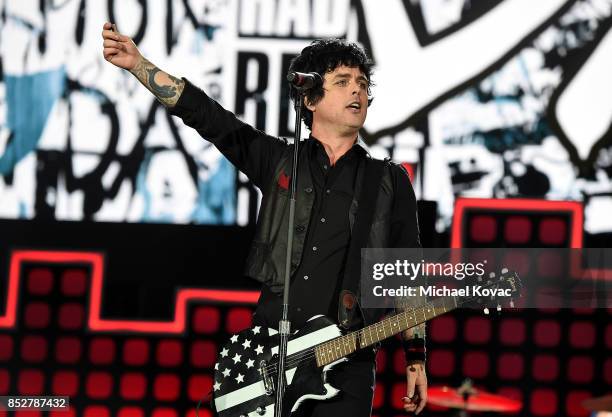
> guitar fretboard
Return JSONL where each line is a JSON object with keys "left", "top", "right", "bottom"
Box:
{"left": 314, "top": 296, "right": 459, "bottom": 367}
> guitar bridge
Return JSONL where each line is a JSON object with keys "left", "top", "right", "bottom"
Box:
{"left": 259, "top": 360, "right": 274, "bottom": 396}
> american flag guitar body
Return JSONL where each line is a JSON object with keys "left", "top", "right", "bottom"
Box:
{"left": 212, "top": 270, "right": 520, "bottom": 417}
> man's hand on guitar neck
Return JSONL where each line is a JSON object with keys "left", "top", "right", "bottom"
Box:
{"left": 403, "top": 361, "right": 427, "bottom": 414}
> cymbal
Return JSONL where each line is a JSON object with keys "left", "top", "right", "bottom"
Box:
{"left": 582, "top": 395, "right": 612, "bottom": 412}
{"left": 428, "top": 386, "right": 522, "bottom": 412}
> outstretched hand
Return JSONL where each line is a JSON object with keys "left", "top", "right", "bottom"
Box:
{"left": 403, "top": 361, "right": 427, "bottom": 414}
{"left": 101, "top": 22, "right": 141, "bottom": 71}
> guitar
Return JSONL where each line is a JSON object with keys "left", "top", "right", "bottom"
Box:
{"left": 212, "top": 269, "right": 521, "bottom": 417}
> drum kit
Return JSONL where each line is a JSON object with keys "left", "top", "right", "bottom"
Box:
{"left": 427, "top": 379, "right": 520, "bottom": 416}
{"left": 428, "top": 379, "right": 611, "bottom": 416}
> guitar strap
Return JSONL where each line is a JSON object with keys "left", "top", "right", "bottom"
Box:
{"left": 338, "top": 157, "right": 386, "bottom": 330}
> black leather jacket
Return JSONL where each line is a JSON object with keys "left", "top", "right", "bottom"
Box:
{"left": 170, "top": 79, "right": 422, "bottom": 327}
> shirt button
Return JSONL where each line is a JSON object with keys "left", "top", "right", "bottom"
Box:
{"left": 323, "top": 164, "right": 328, "bottom": 170}
{"left": 320, "top": 218, "right": 326, "bottom": 223}
{"left": 312, "top": 246, "right": 317, "bottom": 251}
{"left": 303, "top": 275, "right": 309, "bottom": 280}
{"left": 305, "top": 187, "right": 313, "bottom": 194}
{"left": 325, "top": 189, "right": 331, "bottom": 194}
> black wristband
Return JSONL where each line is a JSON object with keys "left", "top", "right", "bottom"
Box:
{"left": 403, "top": 337, "right": 426, "bottom": 363}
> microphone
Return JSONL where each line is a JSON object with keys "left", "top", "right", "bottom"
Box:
{"left": 287, "top": 71, "right": 322, "bottom": 89}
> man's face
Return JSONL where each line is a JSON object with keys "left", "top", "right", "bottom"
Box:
{"left": 306, "top": 65, "right": 369, "bottom": 136}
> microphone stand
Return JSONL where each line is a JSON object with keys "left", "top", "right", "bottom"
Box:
{"left": 274, "top": 84, "right": 306, "bottom": 417}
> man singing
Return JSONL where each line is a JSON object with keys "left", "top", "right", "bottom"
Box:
{"left": 102, "top": 22, "right": 427, "bottom": 416}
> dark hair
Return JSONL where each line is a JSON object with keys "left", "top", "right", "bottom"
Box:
{"left": 288, "top": 38, "right": 374, "bottom": 130}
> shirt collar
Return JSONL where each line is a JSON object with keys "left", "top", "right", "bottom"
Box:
{"left": 308, "top": 135, "right": 371, "bottom": 157}
{"left": 355, "top": 136, "right": 371, "bottom": 156}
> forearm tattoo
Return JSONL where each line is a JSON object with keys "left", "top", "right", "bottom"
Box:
{"left": 130, "top": 57, "right": 184, "bottom": 107}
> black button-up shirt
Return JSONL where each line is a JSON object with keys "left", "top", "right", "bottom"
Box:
{"left": 255, "top": 136, "right": 368, "bottom": 329}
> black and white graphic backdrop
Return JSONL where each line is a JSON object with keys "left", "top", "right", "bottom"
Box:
{"left": 1, "top": 0, "right": 610, "bottom": 234}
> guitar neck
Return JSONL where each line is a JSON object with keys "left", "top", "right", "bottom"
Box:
{"left": 314, "top": 296, "right": 460, "bottom": 367}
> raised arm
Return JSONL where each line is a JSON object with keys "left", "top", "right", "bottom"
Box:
{"left": 100, "top": 22, "right": 287, "bottom": 190}
{"left": 101, "top": 22, "right": 184, "bottom": 107}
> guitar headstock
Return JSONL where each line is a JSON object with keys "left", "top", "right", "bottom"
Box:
{"left": 468, "top": 268, "right": 522, "bottom": 313}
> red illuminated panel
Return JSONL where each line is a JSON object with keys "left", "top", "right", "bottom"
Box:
{"left": 499, "top": 319, "right": 525, "bottom": 346}
{"left": 86, "top": 372, "right": 113, "bottom": 399}
{"left": 55, "top": 337, "right": 82, "bottom": 364}
{"left": 192, "top": 307, "right": 221, "bottom": 333}
{"left": 117, "top": 407, "right": 144, "bottom": 417}
{"left": 27, "top": 268, "right": 53, "bottom": 295}
{"left": 450, "top": 198, "right": 612, "bottom": 281}
{"left": 530, "top": 389, "right": 557, "bottom": 416}
{"left": 52, "top": 371, "right": 79, "bottom": 396}
{"left": 18, "top": 369, "right": 44, "bottom": 395}
{"left": 61, "top": 269, "right": 87, "bottom": 296}
{"left": 190, "top": 341, "right": 217, "bottom": 368}
{"left": 567, "top": 356, "right": 593, "bottom": 383}
{"left": 225, "top": 307, "right": 253, "bottom": 333}
{"left": 497, "top": 353, "right": 524, "bottom": 380}
{"left": 0, "top": 250, "right": 260, "bottom": 333}
{"left": 156, "top": 340, "right": 183, "bottom": 367}
{"left": 153, "top": 374, "right": 180, "bottom": 401}
{"left": 89, "top": 338, "right": 116, "bottom": 365}
{"left": 21, "top": 336, "right": 47, "bottom": 363}
{"left": 24, "top": 302, "right": 50, "bottom": 329}
{"left": 532, "top": 355, "right": 559, "bottom": 381}
{"left": 568, "top": 322, "right": 595, "bottom": 349}
{"left": 0, "top": 335, "right": 13, "bottom": 361}
{"left": 464, "top": 317, "right": 491, "bottom": 344}
{"left": 428, "top": 349, "right": 455, "bottom": 377}
{"left": 123, "top": 339, "right": 150, "bottom": 366}
{"left": 451, "top": 198, "right": 583, "bottom": 248}
{"left": 462, "top": 351, "right": 489, "bottom": 379}
{"left": 187, "top": 374, "right": 212, "bottom": 402}
{"left": 120, "top": 373, "right": 147, "bottom": 400}
{"left": 533, "top": 320, "right": 561, "bottom": 347}
{"left": 0, "top": 369, "right": 10, "bottom": 394}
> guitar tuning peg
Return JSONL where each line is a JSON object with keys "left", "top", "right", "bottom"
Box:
{"left": 477, "top": 275, "right": 483, "bottom": 282}
{"left": 497, "top": 304, "right": 502, "bottom": 312}
{"left": 483, "top": 307, "right": 490, "bottom": 315}
{"left": 501, "top": 268, "right": 508, "bottom": 274}
{"left": 489, "top": 272, "right": 496, "bottom": 278}
{"left": 510, "top": 300, "right": 515, "bottom": 308}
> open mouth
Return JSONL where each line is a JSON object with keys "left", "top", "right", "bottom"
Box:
{"left": 347, "top": 102, "right": 361, "bottom": 110}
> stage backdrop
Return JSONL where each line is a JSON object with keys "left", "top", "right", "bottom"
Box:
{"left": 1, "top": 0, "right": 611, "bottom": 233}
